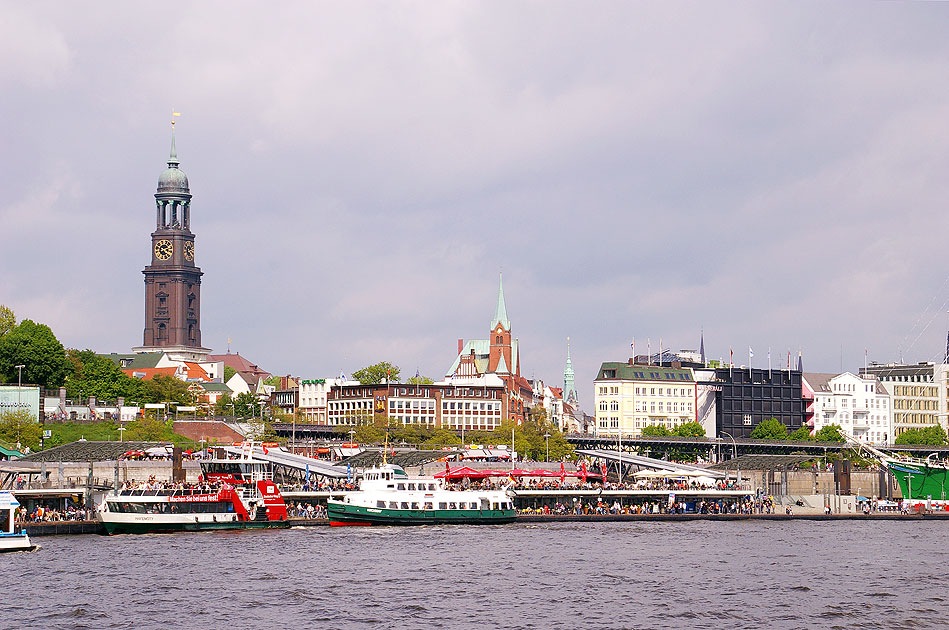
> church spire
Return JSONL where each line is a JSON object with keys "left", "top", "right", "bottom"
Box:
{"left": 699, "top": 329, "right": 706, "bottom": 365}
{"left": 490, "top": 272, "right": 511, "bottom": 331}
{"left": 564, "top": 337, "right": 577, "bottom": 404}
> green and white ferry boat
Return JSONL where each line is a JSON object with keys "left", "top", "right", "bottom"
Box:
{"left": 327, "top": 463, "right": 516, "bottom": 526}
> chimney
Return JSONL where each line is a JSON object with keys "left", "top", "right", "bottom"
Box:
{"left": 458, "top": 339, "right": 464, "bottom": 354}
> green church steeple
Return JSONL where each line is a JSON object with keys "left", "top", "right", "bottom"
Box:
{"left": 490, "top": 273, "right": 511, "bottom": 332}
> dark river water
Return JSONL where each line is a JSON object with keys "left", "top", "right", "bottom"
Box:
{"left": 6, "top": 521, "right": 949, "bottom": 630}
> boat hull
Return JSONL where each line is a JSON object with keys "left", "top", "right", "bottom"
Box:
{"left": 101, "top": 518, "right": 290, "bottom": 535}
{"left": 327, "top": 501, "right": 516, "bottom": 526}
{"left": 0, "top": 534, "right": 36, "bottom": 552}
{"left": 888, "top": 461, "right": 949, "bottom": 501}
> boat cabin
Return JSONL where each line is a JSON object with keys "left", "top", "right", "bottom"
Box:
{"left": 0, "top": 492, "right": 22, "bottom": 537}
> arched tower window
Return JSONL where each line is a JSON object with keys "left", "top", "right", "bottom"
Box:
{"left": 188, "top": 324, "right": 196, "bottom": 342}
{"left": 157, "top": 323, "right": 166, "bottom": 341}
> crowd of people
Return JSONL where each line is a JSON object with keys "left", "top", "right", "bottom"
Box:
{"left": 517, "top": 495, "right": 777, "bottom": 516}
{"left": 119, "top": 476, "right": 225, "bottom": 495}
{"left": 16, "top": 505, "right": 92, "bottom": 523}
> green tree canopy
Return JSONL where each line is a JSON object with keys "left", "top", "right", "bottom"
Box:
{"left": 353, "top": 361, "right": 400, "bottom": 385}
{"left": 641, "top": 424, "right": 672, "bottom": 437}
{"left": 223, "top": 366, "right": 237, "bottom": 382}
{"left": 406, "top": 375, "right": 434, "bottom": 385}
{"left": 0, "top": 409, "right": 41, "bottom": 452}
{"left": 492, "top": 409, "right": 575, "bottom": 461}
{"left": 0, "top": 305, "right": 15, "bottom": 338}
{"left": 125, "top": 415, "right": 176, "bottom": 441}
{"left": 0, "top": 319, "right": 72, "bottom": 389}
{"left": 789, "top": 425, "right": 814, "bottom": 441}
{"left": 895, "top": 425, "right": 948, "bottom": 446}
{"left": 750, "top": 417, "right": 789, "bottom": 440}
{"left": 814, "top": 424, "right": 846, "bottom": 443}
{"left": 65, "top": 349, "right": 146, "bottom": 402}
{"left": 141, "top": 374, "right": 191, "bottom": 405}
{"left": 674, "top": 421, "right": 706, "bottom": 438}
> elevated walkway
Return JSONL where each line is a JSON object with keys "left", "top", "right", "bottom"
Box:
{"left": 221, "top": 446, "right": 349, "bottom": 479}
{"left": 575, "top": 449, "right": 724, "bottom": 479}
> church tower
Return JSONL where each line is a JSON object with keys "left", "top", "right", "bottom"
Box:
{"left": 563, "top": 337, "right": 578, "bottom": 406}
{"left": 135, "top": 123, "right": 209, "bottom": 360}
{"left": 488, "top": 273, "right": 514, "bottom": 375}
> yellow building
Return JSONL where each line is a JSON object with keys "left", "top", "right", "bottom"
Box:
{"left": 593, "top": 361, "right": 697, "bottom": 437}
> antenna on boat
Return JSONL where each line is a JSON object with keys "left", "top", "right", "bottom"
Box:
{"left": 383, "top": 428, "right": 389, "bottom": 466}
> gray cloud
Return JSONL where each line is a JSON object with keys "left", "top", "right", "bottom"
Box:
{"left": 3, "top": 2, "right": 949, "bottom": 403}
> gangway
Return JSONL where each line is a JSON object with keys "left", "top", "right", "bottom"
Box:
{"left": 576, "top": 449, "right": 725, "bottom": 480}
{"left": 221, "top": 446, "right": 350, "bottom": 480}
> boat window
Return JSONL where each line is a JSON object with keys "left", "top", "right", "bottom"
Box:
{"left": 469, "top": 502, "right": 478, "bottom": 509}
{"left": 448, "top": 502, "right": 457, "bottom": 510}
{"left": 408, "top": 484, "right": 416, "bottom": 491}
{"left": 389, "top": 502, "right": 398, "bottom": 509}
{"left": 411, "top": 502, "right": 420, "bottom": 509}
{"left": 424, "top": 502, "right": 433, "bottom": 510}
{"left": 376, "top": 501, "right": 386, "bottom": 508}
{"left": 400, "top": 502, "right": 410, "bottom": 509}
{"left": 492, "top": 503, "right": 499, "bottom": 510}
{"left": 438, "top": 502, "right": 447, "bottom": 509}
{"left": 397, "top": 483, "right": 406, "bottom": 490}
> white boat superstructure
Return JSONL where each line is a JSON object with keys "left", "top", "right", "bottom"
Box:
{"left": 0, "top": 491, "right": 36, "bottom": 552}
{"left": 328, "top": 463, "right": 516, "bottom": 526}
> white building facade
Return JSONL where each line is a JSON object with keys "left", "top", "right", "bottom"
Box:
{"left": 805, "top": 372, "right": 892, "bottom": 445}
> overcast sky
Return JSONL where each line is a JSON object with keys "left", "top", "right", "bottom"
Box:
{"left": 3, "top": 2, "right": 949, "bottom": 404}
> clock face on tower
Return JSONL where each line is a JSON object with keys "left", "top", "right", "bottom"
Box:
{"left": 154, "top": 239, "right": 173, "bottom": 260}
{"left": 184, "top": 241, "right": 194, "bottom": 261}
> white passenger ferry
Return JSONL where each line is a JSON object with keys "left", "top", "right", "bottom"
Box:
{"left": 0, "top": 491, "right": 36, "bottom": 552}
{"left": 97, "top": 455, "right": 290, "bottom": 535}
{"left": 327, "top": 463, "right": 516, "bottom": 526}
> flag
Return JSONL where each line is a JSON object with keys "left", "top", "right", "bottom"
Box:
{"left": 729, "top": 348, "right": 733, "bottom": 366}
{"left": 581, "top": 461, "right": 588, "bottom": 483}
{"left": 601, "top": 462, "right": 607, "bottom": 481}
{"left": 749, "top": 347, "right": 754, "bottom": 358}
{"left": 560, "top": 461, "right": 566, "bottom": 483}
{"left": 631, "top": 338, "right": 635, "bottom": 359}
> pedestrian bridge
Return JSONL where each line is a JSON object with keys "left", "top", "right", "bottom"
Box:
{"left": 221, "top": 446, "right": 350, "bottom": 480}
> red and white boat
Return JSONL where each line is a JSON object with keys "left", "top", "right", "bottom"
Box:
{"left": 98, "top": 448, "right": 289, "bottom": 535}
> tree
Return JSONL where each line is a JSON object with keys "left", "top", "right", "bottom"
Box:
{"left": 674, "top": 421, "right": 706, "bottom": 438}
{"left": 0, "top": 409, "right": 42, "bottom": 451}
{"left": 895, "top": 425, "right": 948, "bottom": 446}
{"left": 263, "top": 375, "right": 282, "bottom": 388}
{"left": 750, "top": 417, "right": 789, "bottom": 440}
{"left": 65, "top": 349, "right": 146, "bottom": 402}
{"left": 223, "top": 366, "right": 237, "bottom": 382}
{"left": 641, "top": 424, "right": 672, "bottom": 437}
{"left": 814, "top": 424, "right": 845, "bottom": 443}
{"left": 352, "top": 361, "right": 400, "bottom": 385}
{"left": 125, "top": 415, "right": 176, "bottom": 441}
{"left": 789, "top": 425, "right": 814, "bottom": 441}
{"left": 141, "top": 375, "right": 191, "bottom": 405}
{"left": 0, "top": 305, "right": 14, "bottom": 338}
{"left": 407, "top": 375, "right": 434, "bottom": 385}
{"left": 0, "top": 319, "right": 71, "bottom": 389}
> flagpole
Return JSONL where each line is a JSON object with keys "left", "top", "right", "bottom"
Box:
{"left": 768, "top": 347, "right": 771, "bottom": 380}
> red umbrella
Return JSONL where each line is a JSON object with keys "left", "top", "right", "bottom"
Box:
{"left": 509, "top": 469, "right": 533, "bottom": 477}
{"left": 580, "top": 461, "right": 588, "bottom": 483}
{"left": 559, "top": 462, "right": 566, "bottom": 483}
{"left": 526, "top": 469, "right": 559, "bottom": 477}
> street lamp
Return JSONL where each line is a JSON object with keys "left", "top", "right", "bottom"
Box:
{"left": 544, "top": 432, "right": 551, "bottom": 463}
{"left": 15, "top": 364, "right": 25, "bottom": 407}
{"left": 349, "top": 428, "right": 356, "bottom": 444}
{"left": 720, "top": 431, "right": 739, "bottom": 488}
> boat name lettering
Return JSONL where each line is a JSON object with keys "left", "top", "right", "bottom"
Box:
{"left": 168, "top": 494, "right": 221, "bottom": 503}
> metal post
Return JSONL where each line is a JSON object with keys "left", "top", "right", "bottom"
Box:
{"left": 544, "top": 432, "right": 551, "bottom": 463}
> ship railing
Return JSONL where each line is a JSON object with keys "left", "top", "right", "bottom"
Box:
{"left": 117, "top": 487, "right": 222, "bottom": 497}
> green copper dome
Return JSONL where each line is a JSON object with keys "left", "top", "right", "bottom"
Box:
{"left": 157, "top": 130, "right": 189, "bottom": 193}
